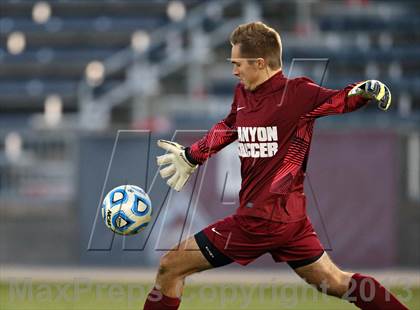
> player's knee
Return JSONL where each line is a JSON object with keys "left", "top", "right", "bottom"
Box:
{"left": 157, "top": 250, "right": 184, "bottom": 279}
{"left": 157, "top": 252, "right": 175, "bottom": 278}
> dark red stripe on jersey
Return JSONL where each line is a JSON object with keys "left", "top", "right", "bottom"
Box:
{"left": 187, "top": 75, "right": 368, "bottom": 220}
{"left": 189, "top": 121, "right": 237, "bottom": 164}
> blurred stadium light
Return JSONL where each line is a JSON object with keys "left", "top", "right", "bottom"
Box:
{"left": 85, "top": 60, "right": 105, "bottom": 87}
{"left": 4, "top": 132, "right": 23, "bottom": 163}
{"left": 167, "top": 0, "right": 187, "bottom": 22}
{"left": 131, "top": 30, "right": 150, "bottom": 54}
{"left": 44, "top": 93, "right": 63, "bottom": 127}
{"left": 32, "top": 1, "right": 51, "bottom": 25}
{"left": 7, "top": 31, "right": 26, "bottom": 55}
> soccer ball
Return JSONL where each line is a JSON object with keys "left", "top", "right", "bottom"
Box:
{"left": 101, "top": 185, "right": 152, "bottom": 235}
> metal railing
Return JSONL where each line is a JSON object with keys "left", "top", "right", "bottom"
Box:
{"left": 77, "top": 0, "right": 261, "bottom": 130}
{"left": 0, "top": 130, "right": 77, "bottom": 208}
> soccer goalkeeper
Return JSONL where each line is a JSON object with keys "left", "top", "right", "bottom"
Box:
{"left": 144, "top": 22, "right": 406, "bottom": 310}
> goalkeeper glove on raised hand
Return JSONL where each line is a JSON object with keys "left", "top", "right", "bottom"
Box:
{"left": 348, "top": 80, "right": 391, "bottom": 111}
{"left": 156, "top": 139, "right": 198, "bottom": 191}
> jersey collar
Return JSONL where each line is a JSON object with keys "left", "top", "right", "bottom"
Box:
{"left": 250, "top": 70, "right": 285, "bottom": 96}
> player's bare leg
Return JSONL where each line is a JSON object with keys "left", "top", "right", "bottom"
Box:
{"left": 293, "top": 252, "right": 352, "bottom": 297}
{"left": 293, "top": 252, "right": 408, "bottom": 309}
{"left": 143, "top": 235, "right": 213, "bottom": 309}
{"left": 156, "top": 235, "right": 213, "bottom": 296}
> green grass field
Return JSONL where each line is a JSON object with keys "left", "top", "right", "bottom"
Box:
{"left": 1, "top": 281, "right": 418, "bottom": 310}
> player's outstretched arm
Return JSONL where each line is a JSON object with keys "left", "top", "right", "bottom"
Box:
{"left": 156, "top": 140, "right": 198, "bottom": 192}
{"left": 184, "top": 86, "right": 240, "bottom": 165}
{"left": 157, "top": 85, "right": 239, "bottom": 192}
{"left": 348, "top": 79, "right": 391, "bottom": 111}
{"left": 301, "top": 79, "right": 391, "bottom": 119}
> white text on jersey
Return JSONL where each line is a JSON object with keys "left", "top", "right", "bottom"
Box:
{"left": 237, "top": 126, "right": 278, "bottom": 158}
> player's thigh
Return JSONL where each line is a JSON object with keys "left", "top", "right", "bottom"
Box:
{"left": 159, "top": 235, "right": 213, "bottom": 278}
{"left": 292, "top": 252, "right": 352, "bottom": 294}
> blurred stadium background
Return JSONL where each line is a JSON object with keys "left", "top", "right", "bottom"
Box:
{"left": 0, "top": 0, "right": 419, "bottom": 309}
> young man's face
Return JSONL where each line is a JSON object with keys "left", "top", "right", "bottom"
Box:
{"left": 230, "top": 44, "right": 263, "bottom": 91}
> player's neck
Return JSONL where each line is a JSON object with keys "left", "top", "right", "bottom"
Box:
{"left": 251, "top": 68, "right": 282, "bottom": 91}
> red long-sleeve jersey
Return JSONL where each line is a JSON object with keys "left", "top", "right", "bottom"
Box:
{"left": 188, "top": 71, "right": 368, "bottom": 222}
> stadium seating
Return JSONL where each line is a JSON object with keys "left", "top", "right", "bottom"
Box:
{"left": 0, "top": 1, "right": 196, "bottom": 115}
{"left": 207, "top": 1, "right": 420, "bottom": 114}
{"left": 1, "top": 0, "right": 420, "bottom": 119}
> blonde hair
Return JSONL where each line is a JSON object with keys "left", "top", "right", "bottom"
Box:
{"left": 230, "top": 21, "right": 282, "bottom": 70}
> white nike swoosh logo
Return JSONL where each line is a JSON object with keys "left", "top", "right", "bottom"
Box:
{"left": 237, "top": 107, "right": 245, "bottom": 111}
{"left": 211, "top": 227, "right": 223, "bottom": 236}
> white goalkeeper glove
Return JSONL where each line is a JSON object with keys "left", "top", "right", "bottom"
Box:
{"left": 156, "top": 139, "right": 198, "bottom": 192}
{"left": 348, "top": 80, "right": 391, "bottom": 111}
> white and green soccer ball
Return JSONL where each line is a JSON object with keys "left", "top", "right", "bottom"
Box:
{"left": 101, "top": 185, "right": 152, "bottom": 235}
